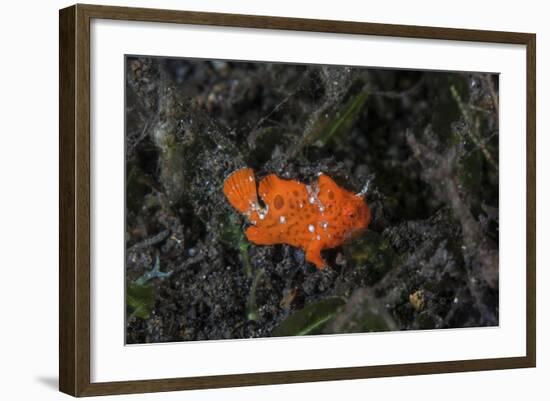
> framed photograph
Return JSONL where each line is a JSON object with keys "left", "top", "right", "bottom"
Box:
{"left": 59, "top": 4, "right": 536, "bottom": 397}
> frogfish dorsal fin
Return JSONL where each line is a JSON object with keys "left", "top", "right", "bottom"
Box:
{"left": 259, "top": 174, "right": 307, "bottom": 214}
{"left": 317, "top": 174, "right": 341, "bottom": 204}
{"left": 258, "top": 174, "right": 286, "bottom": 205}
{"left": 223, "top": 168, "right": 258, "bottom": 214}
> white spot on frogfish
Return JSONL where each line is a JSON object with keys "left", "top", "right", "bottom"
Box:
{"left": 308, "top": 224, "right": 315, "bottom": 233}
{"left": 279, "top": 216, "right": 286, "bottom": 224}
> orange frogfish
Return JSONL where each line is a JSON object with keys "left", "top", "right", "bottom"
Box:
{"left": 223, "top": 168, "right": 371, "bottom": 269}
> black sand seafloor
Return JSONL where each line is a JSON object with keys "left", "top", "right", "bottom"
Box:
{"left": 125, "top": 56, "right": 499, "bottom": 344}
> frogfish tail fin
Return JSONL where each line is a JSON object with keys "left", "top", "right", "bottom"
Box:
{"left": 223, "top": 168, "right": 258, "bottom": 214}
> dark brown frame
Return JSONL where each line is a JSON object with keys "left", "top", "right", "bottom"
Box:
{"left": 59, "top": 3, "right": 536, "bottom": 397}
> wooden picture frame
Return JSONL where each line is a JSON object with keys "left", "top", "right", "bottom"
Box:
{"left": 59, "top": 3, "right": 536, "bottom": 397}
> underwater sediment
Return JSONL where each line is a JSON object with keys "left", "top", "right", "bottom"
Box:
{"left": 125, "top": 57, "right": 499, "bottom": 343}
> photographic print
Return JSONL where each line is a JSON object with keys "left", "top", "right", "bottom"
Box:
{"left": 125, "top": 56, "right": 499, "bottom": 344}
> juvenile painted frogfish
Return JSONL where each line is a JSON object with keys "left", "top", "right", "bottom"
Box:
{"left": 223, "top": 168, "right": 371, "bottom": 269}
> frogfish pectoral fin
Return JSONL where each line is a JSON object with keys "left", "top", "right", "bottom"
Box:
{"left": 223, "top": 168, "right": 258, "bottom": 214}
{"left": 306, "top": 243, "right": 327, "bottom": 270}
